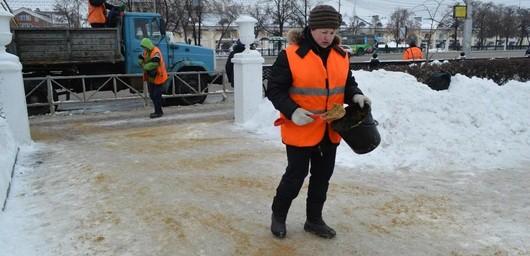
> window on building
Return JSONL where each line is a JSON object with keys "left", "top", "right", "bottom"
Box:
{"left": 18, "top": 14, "right": 31, "bottom": 21}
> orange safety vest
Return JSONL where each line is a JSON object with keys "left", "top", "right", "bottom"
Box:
{"left": 280, "top": 44, "right": 349, "bottom": 147}
{"left": 402, "top": 47, "right": 424, "bottom": 60}
{"left": 142, "top": 46, "right": 168, "bottom": 85}
{"left": 88, "top": 4, "right": 107, "bottom": 25}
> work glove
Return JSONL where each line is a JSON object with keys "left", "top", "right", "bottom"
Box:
{"left": 353, "top": 94, "right": 371, "bottom": 108}
{"left": 291, "top": 108, "right": 315, "bottom": 126}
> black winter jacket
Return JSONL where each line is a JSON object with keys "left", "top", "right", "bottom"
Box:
{"left": 266, "top": 27, "right": 363, "bottom": 120}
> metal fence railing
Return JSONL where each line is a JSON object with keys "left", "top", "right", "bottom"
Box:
{"left": 24, "top": 70, "right": 230, "bottom": 115}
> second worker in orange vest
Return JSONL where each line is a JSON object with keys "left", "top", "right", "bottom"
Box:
{"left": 266, "top": 5, "right": 372, "bottom": 239}
{"left": 88, "top": 0, "right": 119, "bottom": 28}
{"left": 402, "top": 34, "right": 424, "bottom": 60}
{"left": 138, "top": 38, "right": 168, "bottom": 119}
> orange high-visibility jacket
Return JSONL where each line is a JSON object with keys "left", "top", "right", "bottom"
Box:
{"left": 281, "top": 44, "right": 349, "bottom": 147}
{"left": 88, "top": 3, "right": 107, "bottom": 25}
{"left": 402, "top": 47, "right": 424, "bottom": 60}
{"left": 142, "top": 47, "right": 168, "bottom": 85}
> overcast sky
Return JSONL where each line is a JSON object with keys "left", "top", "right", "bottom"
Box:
{"left": 6, "top": 0, "right": 530, "bottom": 19}
{"left": 325, "top": 0, "right": 530, "bottom": 20}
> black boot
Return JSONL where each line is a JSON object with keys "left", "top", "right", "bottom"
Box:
{"left": 304, "top": 219, "right": 336, "bottom": 239}
{"left": 149, "top": 112, "right": 163, "bottom": 119}
{"left": 305, "top": 202, "right": 336, "bottom": 238}
{"left": 271, "top": 214, "right": 286, "bottom": 239}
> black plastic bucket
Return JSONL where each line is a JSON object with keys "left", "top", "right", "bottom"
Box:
{"left": 331, "top": 104, "right": 381, "bottom": 154}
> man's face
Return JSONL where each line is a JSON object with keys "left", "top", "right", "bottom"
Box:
{"left": 310, "top": 28, "right": 337, "bottom": 48}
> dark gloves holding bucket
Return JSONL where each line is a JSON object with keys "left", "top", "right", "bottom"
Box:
{"left": 353, "top": 94, "right": 371, "bottom": 108}
{"left": 291, "top": 108, "right": 315, "bottom": 126}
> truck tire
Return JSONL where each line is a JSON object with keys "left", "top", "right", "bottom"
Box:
{"left": 175, "top": 74, "right": 208, "bottom": 105}
{"left": 165, "top": 74, "right": 205, "bottom": 106}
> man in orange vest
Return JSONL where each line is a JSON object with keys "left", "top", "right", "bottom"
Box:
{"left": 138, "top": 38, "right": 168, "bottom": 118}
{"left": 402, "top": 34, "right": 424, "bottom": 60}
{"left": 266, "top": 5, "right": 371, "bottom": 239}
{"left": 88, "top": 0, "right": 122, "bottom": 28}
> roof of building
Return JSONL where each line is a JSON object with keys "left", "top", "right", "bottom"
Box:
{"left": 13, "top": 7, "right": 53, "bottom": 23}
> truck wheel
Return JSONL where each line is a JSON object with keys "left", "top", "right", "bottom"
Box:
{"left": 175, "top": 74, "right": 208, "bottom": 105}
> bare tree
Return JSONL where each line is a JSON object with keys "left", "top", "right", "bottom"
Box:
{"left": 516, "top": 8, "right": 530, "bottom": 47}
{"left": 211, "top": 0, "right": 243, "bottom": 49}
{"left": 53, "top": 0, "right": 82, "bottom": 28}
{"left": 269, "top": 0, "right": 296, "bottom": 36}
{"left": 499, "top": 6, "right": 518, "bottom": 50}
{"left": 473, "top": 1, "right": 496, "bottom": 49}
{"left": 387, "top": 8, "right": 415, "bottom": 44}
{"left": 290, "top": 0, "right": 322, "bottom": 28}
{"left": 247, "top": 3, "right": 273, "bottom": 37}
{"left": 418, "top": 0, "right": 453, "bottom": 60}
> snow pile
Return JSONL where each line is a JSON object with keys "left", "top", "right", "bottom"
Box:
{"left": 242, "top": 70, "right": 530, "bottom": 171}
{"left": 0, "top": 116, "right": 17, "bottom": 207}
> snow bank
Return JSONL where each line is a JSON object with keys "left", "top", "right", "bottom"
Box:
{"left": 243, "top": 70, "right": 530, "bottom": 172}
{"left": 0, "top": 116, "right": 17, "bottom": 208}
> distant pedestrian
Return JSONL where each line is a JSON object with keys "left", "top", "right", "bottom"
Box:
{"left": 458, "top": 51, "right": 466, "bottom": 60}
{"left": 384, "top": 44, "right": 389, "bottom": 53}
{"left": 402, "top": 34, "right": 424, "bottom": 61}
{"left": 369, "top": 53, "right": 380, "bottom": 70}
{"left": 225, "top": 40, "right": 246, "bottom": 87}
{"left": 525, "top": 47, "right": 530, "bottom": 58}
{"left": 138, "top": 38, "right": 168, "bottom": 119}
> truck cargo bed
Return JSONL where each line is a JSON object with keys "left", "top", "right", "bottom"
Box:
{"left": 11, "top": 27, "right": 124, "bottom": 65}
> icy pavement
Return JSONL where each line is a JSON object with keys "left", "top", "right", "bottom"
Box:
{"left": 1, "top": 101, "right": 530, "bottom": 256}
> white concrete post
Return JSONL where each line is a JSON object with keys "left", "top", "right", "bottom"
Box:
{"left": 0, "top": 8, "right": 31, "bottom": 144}
{"left": 232, "top": 15, "right": 264, "bottom": 124}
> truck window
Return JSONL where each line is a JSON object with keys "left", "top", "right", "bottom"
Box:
{"left": 134, "top": 18, "right": 161, "bottom": 42}
{"left": 134, "top": 19, "right": 149, "bottom": 40}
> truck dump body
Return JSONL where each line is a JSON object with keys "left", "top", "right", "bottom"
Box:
{"left": 11, "top": 27, "right": 124, "bottom": 66}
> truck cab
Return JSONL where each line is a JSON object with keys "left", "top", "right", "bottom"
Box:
{"left": 122, "top": 12, "right": 215, "bottom": 76}
{"left": 122, "top": 12, "right": 215, "bottom": 105}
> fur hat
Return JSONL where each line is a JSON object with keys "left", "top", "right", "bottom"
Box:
{"left": 308, "top": 5, "right": 342, "bottom": 29}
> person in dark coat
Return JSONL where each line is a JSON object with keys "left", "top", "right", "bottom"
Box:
{"left": 369, "top": 53, "right": 380, "bottom": 70}
{"left": 225, "top": 41, "right": 246, "bottom": 87}
{"left": 266, "top": 5, "right": 371, "bottom": 239}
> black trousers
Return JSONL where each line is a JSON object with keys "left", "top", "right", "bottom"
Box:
{"left": 148, "top": 82, "right": 163, "bottom": 114}
{"left": 272, "top": 136, "right": 337, "bottom": 222}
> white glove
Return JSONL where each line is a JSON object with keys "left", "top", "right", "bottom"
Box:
{"left": 291, "top": 108, "right": 315, "bottom": 126}
{"left": 353, "top": 94, "right": 371, "bottom": 108}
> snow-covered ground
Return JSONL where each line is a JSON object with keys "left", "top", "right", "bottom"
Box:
{"left": 0, "top": 116, "right": 17, "bottom": 207}
{"left": 1, "top": 70, "right": 529, "bottom": 255}
{"left": 244, "top": 70, "right": 530, "bottom": 171}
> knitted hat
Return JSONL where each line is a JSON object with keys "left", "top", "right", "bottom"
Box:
{"left": 308, "top": 5, "right": 342, "bottom": 29}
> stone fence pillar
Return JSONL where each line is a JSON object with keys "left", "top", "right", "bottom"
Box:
{"left": 232, "top": 15, "right": 264, "bottom": 124}
{"left": 0, "top": 8, "right": 31, "bottom": 145}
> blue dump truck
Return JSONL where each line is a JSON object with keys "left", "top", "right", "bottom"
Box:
{"left": 8, "top": 12, "right": 218, "bottom": 112}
